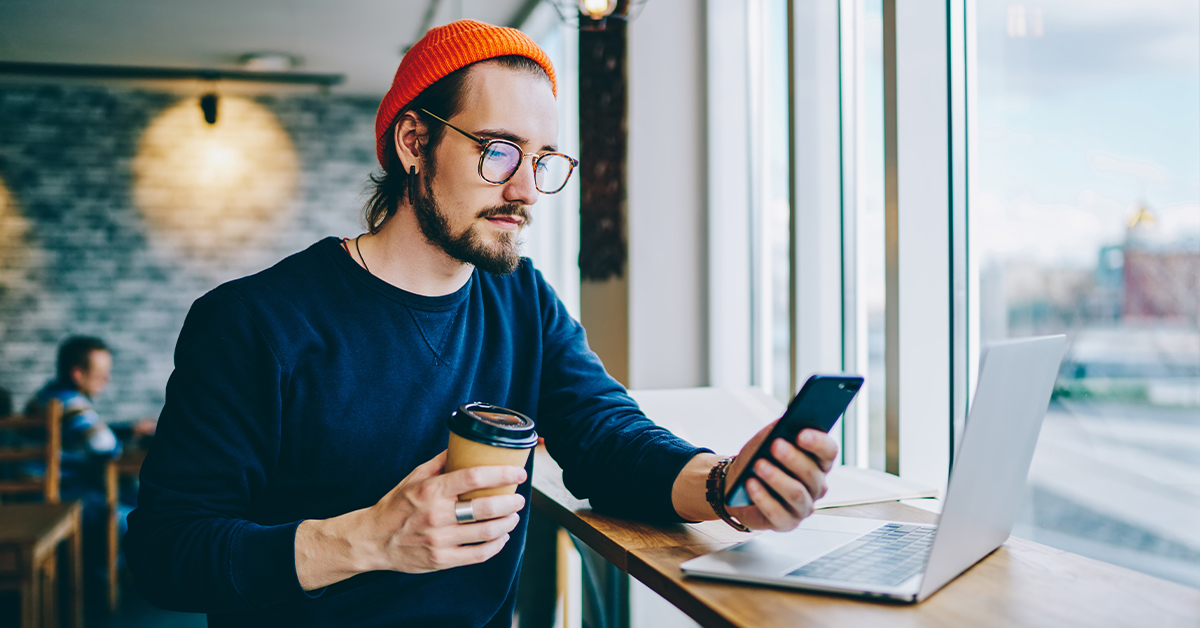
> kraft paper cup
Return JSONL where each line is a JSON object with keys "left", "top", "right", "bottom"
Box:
{"left": 445, "top": 403, "right": 537, "bottom": 500}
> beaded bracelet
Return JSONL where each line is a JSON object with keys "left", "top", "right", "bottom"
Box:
{"left": 705, "top": 456, "right": 751, "bottom": 532}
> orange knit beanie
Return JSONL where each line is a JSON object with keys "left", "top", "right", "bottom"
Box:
{"left": 374, "top": 19, "right": 557, "bottom": 170}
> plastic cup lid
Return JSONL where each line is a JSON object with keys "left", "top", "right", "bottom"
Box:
{"left": 448, "top": 402, "right": 538, "bottom": 449}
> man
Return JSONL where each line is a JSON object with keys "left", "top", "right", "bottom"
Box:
{"left": 125, "top": 20, "right": 837, "bottom": 627}
{"left": 28, "top": 337, "right": 120, "bottom": 495}
{"left": 27, "top": 336, "right": 145, "bottom": 585}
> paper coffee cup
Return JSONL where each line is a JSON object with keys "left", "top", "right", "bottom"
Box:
{"left": 445, "top": 403, "right": 538, "bottom": 500}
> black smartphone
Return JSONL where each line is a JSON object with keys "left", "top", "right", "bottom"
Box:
{"left": 725, "top": 374, "right": 864, "bottom": 508}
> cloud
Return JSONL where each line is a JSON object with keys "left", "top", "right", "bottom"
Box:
{"left": 975, "top": 190, "right": 1129, "bottom": 267}
{"left": 1158, "top": 204, "right": 1200, "bottom": 239}
{"left": 978, "top": 0, "right": 1199, "bottom": 85}
{"left": 1089, "top": 151, "right": 1169, "bottom": 185}
{"left": 1036, "top": 0, "right": 1198, "bottom": 30}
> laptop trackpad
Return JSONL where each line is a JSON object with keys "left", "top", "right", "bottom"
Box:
{"left": 712, "top": 529, "right": 863, "bottom": 575}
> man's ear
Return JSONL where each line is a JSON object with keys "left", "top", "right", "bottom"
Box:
{"left": 394, "top": 111, "right": 427, "bottom": 174}
{"left": 70, "top": 366, "right": 87, "bottom": 388}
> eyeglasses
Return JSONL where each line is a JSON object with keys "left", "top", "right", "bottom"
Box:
{"left": 419, "top": 109, "right": 579, "bottom": 195}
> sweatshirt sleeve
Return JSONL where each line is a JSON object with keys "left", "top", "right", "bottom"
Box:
{"left": 532, "top": 273, "right": 711, "bottom": 524}
{"left": 60, "top": 394, "right": 122, "bottom": 460}
{"left": 124, "top": 289, "right": 320, "bottom": 613}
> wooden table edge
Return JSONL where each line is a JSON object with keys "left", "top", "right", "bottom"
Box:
{"left": 623, "top": 521, "right": 1200, "bottom": 628}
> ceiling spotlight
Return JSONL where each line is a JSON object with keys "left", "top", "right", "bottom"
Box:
{"left": 237, "top": 52, "right": 299, "bottom": 72}
{"left": 200, "top": 93, "right": 218, "bottom": 125}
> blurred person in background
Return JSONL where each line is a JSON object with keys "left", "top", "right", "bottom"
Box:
{"left": 25, "top": 336, "right": 153, "bottom": 591}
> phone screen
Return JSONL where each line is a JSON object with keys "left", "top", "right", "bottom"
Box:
{"left": 725, "top": 374, "right": 863, "bottom": 508}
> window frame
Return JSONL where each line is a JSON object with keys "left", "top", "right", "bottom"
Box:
{"left": 878, "top": 0, "right": 970, "bottom": 488}
{"left": 709, "top": 0, "right": 975, "bottom": 485}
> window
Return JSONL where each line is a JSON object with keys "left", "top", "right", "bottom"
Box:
{"left": 720, "top": 1, "right": 1196, "bottom": 588}
{"left": 974, "top": 1, "right": 1200, "bottom": 588}
{"left": 753, "top": 0, "right": 793, "bottom": 403}
{"left": 851, "top": 0, "right": 888, "bottom": 471}
{"left": 520, "top": 8, "right": 582, "bottom": 319}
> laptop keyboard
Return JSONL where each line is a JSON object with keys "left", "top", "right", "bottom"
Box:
{"left": 787, "top": 523, "right": 936, "bottom": 587}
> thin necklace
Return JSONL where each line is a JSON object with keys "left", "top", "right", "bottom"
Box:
{"left": 355, "top": 235, "right": 371, "bottom": 275}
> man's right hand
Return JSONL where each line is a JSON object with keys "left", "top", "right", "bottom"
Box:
{"left": 363, "top": 451, "right": 527, "bottom": 573}
{"left": 295, "top": 450, "right": 527, "bottom": 590}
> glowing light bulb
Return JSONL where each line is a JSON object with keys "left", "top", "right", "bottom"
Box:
{"left": 133, "top": 96, "right": 298, "bottom": 260}
{"left": 579, "top": 0, "right": 617, "bottom": 19}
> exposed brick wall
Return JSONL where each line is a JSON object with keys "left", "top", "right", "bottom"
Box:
{"left": 0, "top": 83, "right": 379, "bottom": 423}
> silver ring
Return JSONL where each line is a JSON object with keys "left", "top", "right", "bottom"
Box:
{"left": 454, "top": 500, "right": 476, "bottom": 524}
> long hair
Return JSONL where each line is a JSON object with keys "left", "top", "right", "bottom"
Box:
{"left": 362, "top": 55, "right": 551, "bottom": 233}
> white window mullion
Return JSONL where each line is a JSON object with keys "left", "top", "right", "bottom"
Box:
{"left": 884, "top": 0, "right": 962, "bottom": 488}
{"left": 839, "top": 0, "right": 871, "bottom": 468}
{"left": 964, "top": 0, "right": 981, "bottom": 438}
{"left": 949, "top": 0, "right": 972, "bottom": 461}
{"left": 748, "top": 0, "right": 773, "bottom": 394}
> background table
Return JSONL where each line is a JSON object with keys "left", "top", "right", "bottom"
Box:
{"left": 0, "top": 502, "right": 83, "bottom": 628}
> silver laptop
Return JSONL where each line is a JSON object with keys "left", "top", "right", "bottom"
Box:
{"left": 681, "top": 335, "right": 1067, "bottom": 603}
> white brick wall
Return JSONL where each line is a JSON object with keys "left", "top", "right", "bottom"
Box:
{"left": 0, "top": 84, "right": 377, "bottom": 423}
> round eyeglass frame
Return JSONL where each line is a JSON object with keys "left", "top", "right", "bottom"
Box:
{"left": 419, "top": 108, "right": 579, "bottom": 194}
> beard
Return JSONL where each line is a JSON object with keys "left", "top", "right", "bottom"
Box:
{"left": 411, "top": 172, "right": 532, "bottom": 275}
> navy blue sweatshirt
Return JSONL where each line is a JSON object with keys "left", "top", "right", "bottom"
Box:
{"left": 124, "top": 238, "right": 705, "bottom": 627}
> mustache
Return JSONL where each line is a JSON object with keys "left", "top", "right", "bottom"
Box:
{"left": 476, "top": 204, "right": 532, "bottom": 225}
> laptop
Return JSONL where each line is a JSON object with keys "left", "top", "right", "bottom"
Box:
{"left": 680, "top": 334, "right": 1067, "bottom": 603}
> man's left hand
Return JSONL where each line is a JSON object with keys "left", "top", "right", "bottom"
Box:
{"left": 724, "top": 422, "right": 839, "bottom": 531}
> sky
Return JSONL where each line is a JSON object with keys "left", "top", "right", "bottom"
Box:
{"left": 974, "top": 0, "right": 1200, "bottom": 267}
{"left": 854, "top": 0, "right": 1200, "bottom": 309}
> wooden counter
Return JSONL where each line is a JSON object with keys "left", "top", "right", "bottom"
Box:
{"left": 531, "top": 447, "right": 1200, "bottom": 628}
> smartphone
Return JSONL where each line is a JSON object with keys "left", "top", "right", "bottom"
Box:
{"left": 725, "top": 374, "right": 864, "bottom": 508}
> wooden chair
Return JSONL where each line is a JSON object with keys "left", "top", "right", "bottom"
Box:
{"left": 0, "top": 397, "right": 119, "bottom": 623}
{"left": 0, "top": 400, "right": 63, "bottom": 505}
{"left": 103, "top": 457, "right": 120, "bottom": 612}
